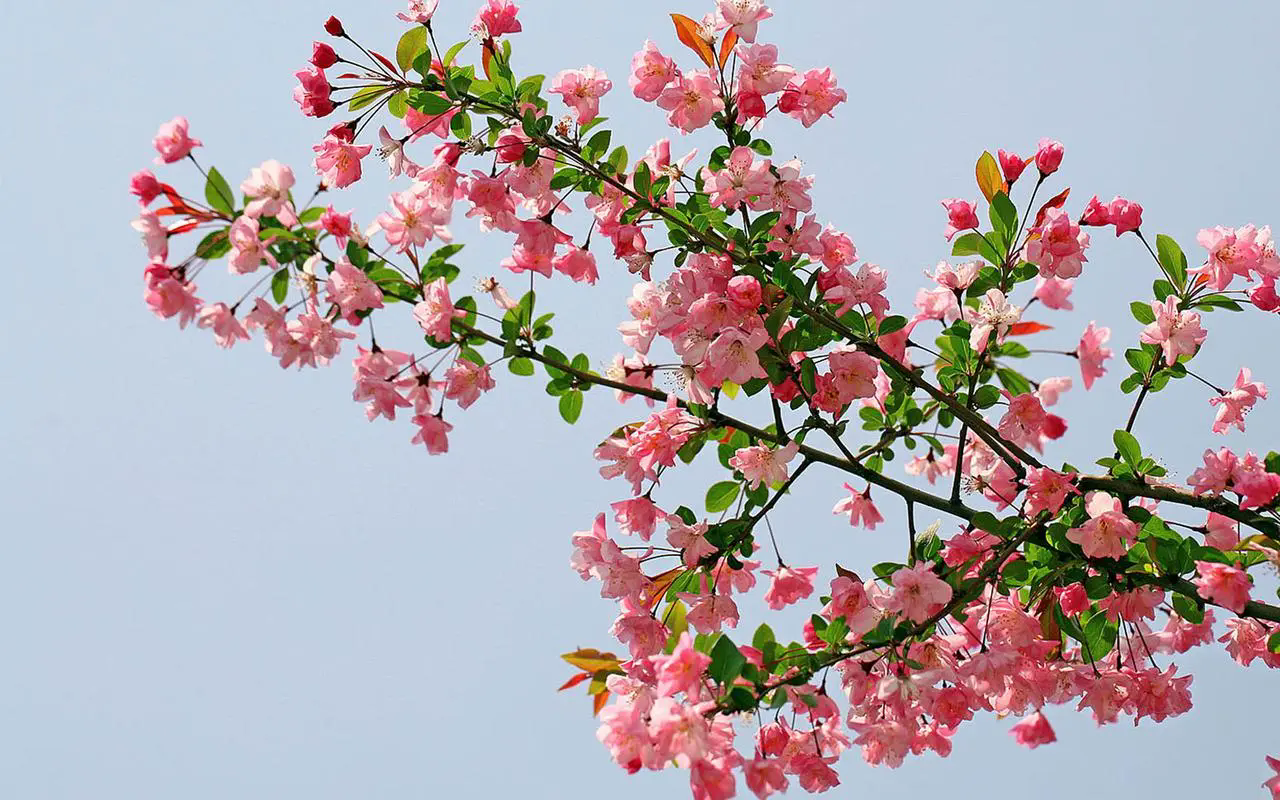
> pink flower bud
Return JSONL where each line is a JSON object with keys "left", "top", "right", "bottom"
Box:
{"left": 727, "top": 275, "right": 763, "bottom": 310}
{"left": 1251, "top": 279, "right": 1280, "bottom": 312}
{"left": 311, "top": 42, "right": 338, "bottom": 68}
{"left": 324, "top": 15, "right": 344, "bottom": 36}
{"left": 1035, "top": 138, "right": 1065, "bottom": 175}
{"left": 1079, "top": 195, "right": 1110, "bottom": 226}
{"left": 1057, "top": 583, "right": 1089, "bottom": 615}
{"left": 998, "top": 149, "right": 1027, "bottom": 185}
{"left": 130, "top": 170, "right": 163, "bottom": 205}
{"left": 1107, "top": 196, "right": 1143, "bottom": 236}
{"left": 941, "top": 198, "right": 980, "bottom": 241}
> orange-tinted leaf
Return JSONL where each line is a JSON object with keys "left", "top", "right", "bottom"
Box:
{"left": 1008, "top": 321, "right": 1053, "bottom": 336}
{"left": 168, "top": 220, "right": 201, "bottom": 235}
{"left": 975, "top": 151, "right": 1006, "bottom": 203}
{"left": 558, "top": 672, "right": 591, "bottom": 691}
{"left": 1032, "top": 187, "right": 1071, "bottom": 229}
{"left": 1036, "top": 591, "right": 1061, "bottom": 643}
{"left": 561, "top": 648, "right": 623, "bottom": 673}
{"left": 481, "top": 41, "right": 494, "bottom": 80}
{"left": 718, "top": 29, "right": 738, "bottom": 69}
{"left": 592, "top": 689, "right": 610, "bottom": 716}
{"left": 671, "top": 13, "right": 716, "bottom": 69}
{"left": 641, "top": 567, "right": 685, "bottom": 611}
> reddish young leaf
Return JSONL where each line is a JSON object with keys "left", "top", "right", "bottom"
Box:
{"left": 640, "top": 567, "right": 685, "bottom": 611}
{"left": 481, "top": 40, "right": 495, "bottom": 80}
{"left": 1008, "top": 321, "right": 1053, "bottom": 336}
{"left": 718, "top": 29, "right": 738, "bottom": 70}
{"left": 592, "top": 689, "right": 611, "bottom": 716}
{"left": 671, "top": 13, "right": 716, "bottom": 69}
{"left": 558, "top": 672, "right": 592, "bottom": 691}
{"left": 369, "top": 49, "right": 402, "bottom": 77}
{"left": 1032, "top": 187, "right": 1071, "bottom": 229}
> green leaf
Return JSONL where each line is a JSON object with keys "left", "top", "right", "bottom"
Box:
{"left": 396, "top": 27, "right": 429, "bottom": 72}
{"left": 1130, "top": 301, "right": 1156, "bottom": 325}
{"left": 706, "top": 481, "right": 741, "bottom": 513}
{"left": 1268, "top": 631, "right": 1280, "bottom": 655}
{"left": 708, "top": 636, "right": 746, "bottom": 686}
{"left": 751, "top": 623, "right": 776, "bottom": 651}
{"left": 387, "top": 90, "right": 408, "bottom": 119}
{"left": 1172, "top": 593, "right": 1205, "bottom": 625}
{"left": 348, "top": 85, "right": 387, "bottom": 112}
{"left": 407, "top": 89, "right": 452, "bottom": 116}
{"left": 442, "top": 39, "right": 468, "bottom": 69}
{"left": 203, "top": 166, "right": 234, "bottom": 215}
{"left": 1155, "top": 234, "right": 1188, "bottom": 290}
{"left": 558, "top": 390, "right": 583, "bottom": 424}
{"left": 270, "top": 268, "right": 290, "bottom": 303}
{"left": 633, "top": 161, "right": 652, "bottom": 197}
{"left": 972, "top": 385, "right": 1001, "bottom": 409}
{"left": 990, "top": 191, "right": 1018, "bottom": 243}
{"left": 951, "top": 232, "right": 1001, "bottom": 264}
{"left": 508, "top": 357, "right": 534, "bottom": 376}
{"left": 1113, "top": 430, "right": 1141, "bottom": 467}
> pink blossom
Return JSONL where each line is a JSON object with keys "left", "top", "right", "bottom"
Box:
{"left": 884, "top": 562, "right": 952, "bottom": 623}
{"left": 130, "top": 170, "right": 163, "bottom": 205}
{"left": 375, "top": 186, "right": 450, "bottom": 251}
{"left": 324, "top": 259, "right": 383, "bottom": 324}
{"left": 736, "top": 43, "right": 794, "bottom": 97}
{"left": 227, "top": 216, "right": 277, "bottom": 274}
{"left": 762, "top": 565, "right": 818, "bottom": 610}
{"left": 1140, "top": 296, "right": 1206, "bottom": 365}
{"left": 1203, "top": 512, "right": 1239, "bottom": 550}
{"left": 195, "top": 302, "right": 248, "bottom": 348}
{"left": 1080, "top": 194, "right": 1110, "bottom": 226}
{"left": 550, "top": 66, "right": 612, "bottom": 124}
{"left": 1057, "top": 583, "right": 1090, "bottom": 615}
{"left": 1034, "top": 138, "right": 1064, "bottom": 175}
{"left": 1194, "top": 225, "right": 1266, "bottom": 290}
{"left": 1219, "top": 618, "right": 1280, "bottom": 667}
{"left": 1009, "top": 711, "right": 1057, "bottom": 748}
{"left": 501, "top": 219, "right": 569, "bottom": 278}
{"left": 930, "top": 259, "right": 981, "bottom": 290}
{"left": 729, "top": 441, "right": 799, "bottom": 489}
{"left": 444, "top": 359, "right": 496, "bottom": 409}
{"left": 819, "top": 228, "right": 856, "bottom": 269}
{"left": 629, "top": 40, "right": 679, "bottom": 102}
{"left": 702, "top": 146, "right": 773, "bottom": 209}
{"left": 552, "top": 246, "right": 599, "bottom": 284}
{"left": 313, "top": 135, "right": 372, "bottom": 189}
{"left": 778, "top": 68, "right": 846, "bottom": 127}
{"left": 411, "top": 278, "right": 458, "bottom": 342}
{"left": 1024, "top": 468, "right": 1079, "bottom": 518}
{"left": 293, "top": 66, "right": 335, "bottom": 118}
{"left": 397, "top": 0, "right": 439, "bottom": 24}
{"left": 832, "top": 484, "right": 882, "bottom": 529}
{"left": 1025, "top": 207, "right": 1090, "bottom": 279}
{"left": 310, "top": 41, "right": 337, "bottom": 68}
{"left": 744, "top": 757, "right": 788, "bottom": 799}
{"left": 654, "top": 633, "right": 711, "bottom": 697}
{"left": 968, "top": 289, "right": 1021, "bottom": 353}
{"left": 152, "top": 116, "right": 202, "bottom": 164}
{"left": 998, "top": 392, "right": 1048, "bottom": 450}
{"left": 410, "top": 414, "right": 451, "bottom": 454}
{"left": 1107, "top": 196, "right": 1143, "bottom": 235}
{"left": 704, "top": 327, "right": 768, "bottom": 385}
{"left": 1188, "top": 448, "right": 1238, "bottom": 495}
{"left": 1033, "top": 276, "right": 1074, "bottom": 310}
{"left": 1192, "top": 560, "right": 1251, "bottom": 613}
{"left": 1265, "top": 756, "right": 1280, "bottom": 799}
{"left": 611, "top": 497, "right": 662, "bottom": 541}
{"left": 473, "top": 0, "right": 522, "bottom": 38}
{"left": 131, "top": 210, "right": 169, "bottom": 262}
{"left": 307, "top": 206, "right": 357, "bottom": 247}
{"left": 1209, "top": 367, "right": 1267, "bottom": 433}
{"left": 1036, "top": 376, "right": 1073, "bottom": 406}
{"left": 1066, "top": 492, "right": 1139, "bottom": 559}
{"left": 941, "top": 198, "right": 980, "bottom": 241}
{"left": 717, "top": 0, "right": 772, "bottom": 41}
{"left": 241, "top": 159, "right": 297, "bottom": 223}
{"left": 656, "top": 71, "right": 724, "bottom": 133}
{"left": 792, "top": 755, "right": 840, "bottom": 792}
{"left": 1077, "top": 321, "right": 1112, "bottom": 389}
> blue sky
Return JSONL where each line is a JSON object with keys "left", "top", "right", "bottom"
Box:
{"left": 2, "top": 0, "right": 1278, "bottom": 797}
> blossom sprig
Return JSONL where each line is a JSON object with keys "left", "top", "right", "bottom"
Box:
{"left": 129, "top": 1, "right": 1280, "bottom": 797}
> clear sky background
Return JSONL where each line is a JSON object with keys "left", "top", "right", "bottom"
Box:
{"left": 2, "top": 0, "right": 1278, "bottom": 797}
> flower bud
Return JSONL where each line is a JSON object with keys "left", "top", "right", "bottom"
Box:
{"left": 1034, "top": 138, "right": 1064, "bottom": 175}
{"left": 323, "top": 15, "right": 344, "bottom": 36}
{"left": 311, "top": 42, "right": 338, "bottom": 68}
{"left": 998, "top": 149, "right": 1027, "bottom": 185}
{"left": 1079, "top": 195, "right": 1110, "bottom": 226}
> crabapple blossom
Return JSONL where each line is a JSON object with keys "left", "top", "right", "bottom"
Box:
{"left": 1140, "top": 296, "right": 1207, "bottom": 365}
{"left": 152, "top": 116, "right": 201, "bottom": 163}
{"left": 550, "top": 66, "right": 613, "bottom": 124}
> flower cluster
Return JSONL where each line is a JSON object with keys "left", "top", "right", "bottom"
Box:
{"left": 130, "top": 1, "right": 1280, "bottom": 797}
